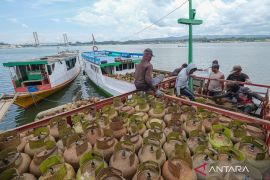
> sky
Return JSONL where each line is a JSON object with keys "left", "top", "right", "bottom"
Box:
{"left": 0, "top": 0, "right": 270, "bottom": 44}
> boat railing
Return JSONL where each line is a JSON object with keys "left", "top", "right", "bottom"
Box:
{"left": 2, "top": 87, "right": 270, "bottom": 153}
{"left": 264, "top": 88, "right": 270, "bottom": 121}
{"left": 190, "top": 75, "right": 270, "bottom": 117}
{"left": 2, "top": 76, "right": 270, "bottom": 150}
{"left": 191, "top": 75, "right": 270, "bottom": 89}
{"left": 156, "top": 74, "right": 270, "bottom": 121}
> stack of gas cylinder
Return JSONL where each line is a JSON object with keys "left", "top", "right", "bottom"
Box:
{"left": 0, "top": 93, "right": 269, "bottom": 180}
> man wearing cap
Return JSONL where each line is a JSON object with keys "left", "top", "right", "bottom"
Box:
{"left": 197, "top": 59, "right": 219, "bottom": 73}
{"left": 134, "top": 48, "right": 164, "bottom": 97}
{"left": 175, "top": 63, "right": 197, "bottom": 101}
{"left": 227, "top": 65, "right": 251, "bottom": 85}
{"left": 205, "top": 64, "right": 224, "bottom": 96}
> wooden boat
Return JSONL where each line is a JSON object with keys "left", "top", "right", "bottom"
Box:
{"left": 3, "top": 51, "right": 81, "bottom": 108}
{"left": 5, "top": 78, "right": 269, "bottom": 134}
{"left": 81, "top": 50, "right": 142, "bottom": 96}
{"left": 85, "top": 60, "right": 269, "bottom": 119}
{"left": 81, "top": 50, "right": 173, "bottom": 97}
{"left": 0, "top": 83, "right": 269, "bottom": 179}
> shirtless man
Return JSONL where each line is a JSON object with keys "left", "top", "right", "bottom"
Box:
{"left": 134, "top": 48, "right": 164, "bottom": 97}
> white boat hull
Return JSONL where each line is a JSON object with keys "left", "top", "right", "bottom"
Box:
{"left": 83, "top": 60, "right": 135, "bottom": 96}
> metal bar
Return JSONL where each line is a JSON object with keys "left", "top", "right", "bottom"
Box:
{"left": 4, "top": 77, "right": 177, "bottom": 133}
{"left": 264, "top": 89, "right": 270, "bottom": 120}
{"left": 3, "top": 76, "right": 270, "bottom": 134}
{"left": 191, "top": 75, "right": 270, "bottom": 89}
{"left": 4, "top": 91, "right": 137, "bottom": 133}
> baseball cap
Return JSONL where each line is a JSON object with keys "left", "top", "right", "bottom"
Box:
{"left": 212, "top": 60, "right": 219, "bottom": 65}
{"left": 212, "top": 64, "right": 220, "bottom": 68}
{"left": 231, "top": 65, "right": 242, "bottom": 73}
{"left": 144, "top": 48, "right": 154, "bottom": 57}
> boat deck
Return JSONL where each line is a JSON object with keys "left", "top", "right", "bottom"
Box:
{"left": 103, "top": 69, "right": 172, "bottom": 84}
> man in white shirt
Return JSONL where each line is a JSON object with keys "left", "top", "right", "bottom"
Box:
{"left": 205, "top": 64, "right": 224, "bottom": 96}
{"left": 175, "top": 63, "right": 197, "bottom": 101}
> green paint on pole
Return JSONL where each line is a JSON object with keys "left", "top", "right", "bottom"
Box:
{"left": 178, "top": 0, "right": 202, "bottom": 90}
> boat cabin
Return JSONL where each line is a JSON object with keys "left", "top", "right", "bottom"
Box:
{"left": 3, "top": 52, "right": 78, "bottom": 93}
{"left": 82, "top": 50, "right": 143, "bottom": 76}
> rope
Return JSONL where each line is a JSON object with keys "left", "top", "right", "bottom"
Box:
{"left": 28, "top": 91, "right": 40, "bottom": 110}
{"left": 133, "top": 0, "right": 188, "bottom": 36}
{"left": 117, "top": 0, "right": 189, "bottom": 42}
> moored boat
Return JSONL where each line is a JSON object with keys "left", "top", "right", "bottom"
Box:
{"left": 3, "top": 51, "right": 81, "bottom": 108}
{"left": 81, "top": 50, "right": 173, "bottom": 97}
{"left": 81, "top": 50, "right": 142, "bottom": 96}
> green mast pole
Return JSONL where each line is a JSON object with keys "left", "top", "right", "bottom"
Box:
{"left": 188, "top": 0, "right": 193, "bottom": 65}
{"left": 178, "top": 0, "right": 202, "bottom": 90}
{"left": 188, "top": 0, "right": 193, "bottom": 90}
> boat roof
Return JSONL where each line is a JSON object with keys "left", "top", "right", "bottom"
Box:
{"left": 3, "top": 51, "right": 78, "bottom": 67}
{"left": 81, "top": 50, "right": 143, "bottom": 67}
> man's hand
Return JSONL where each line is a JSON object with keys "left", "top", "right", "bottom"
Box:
{"left": 155, "top": 89, "right": 164, "bottom": 97}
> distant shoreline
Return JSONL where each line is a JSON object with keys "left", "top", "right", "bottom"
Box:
{"left": 1, "top": 39, "right": 270, "bottom": 49}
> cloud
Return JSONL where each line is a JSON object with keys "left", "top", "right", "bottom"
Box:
{"left": 66, "top": 0, "right": 270, "bottom": 41}
{"left": 194, "top": 0, "right": 270, "bottom": 35}
{"left": 67, "top": 0, "right": 187, "bottom": 41}
{"left": 8, "top": 18, "right": 18, "bottom": 23}
{"left": 21, "top": 23, "right": 29, "bottom": 28}
{"left": 34, "top": 0, "right": 75, "bottom": 5}
{"left": 51, "top": 18, "right": 61, "bottom": 22}
{"left": 2, "top": 0, "right": 270, "bottom": 43}
{"left": 8, "top": 18, "right": 29, "bottom": 28}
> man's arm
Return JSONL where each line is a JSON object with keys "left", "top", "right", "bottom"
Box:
{"left": 220, "top": 74, "right": 225, "bottom": 91}
{"left": 171, "top": 68, "right": 180, "bottom": 76}
{"left": 213, "top": 92, "right": 232, "bottom": 99}
{"left": 205, "top": 79, "right": 210, "bottom": 94}
{"left": 243, "top": 73, "right": 251, "bottom": 83}
{"left": 145, "top": 64, "right": 156, "bottom": 91}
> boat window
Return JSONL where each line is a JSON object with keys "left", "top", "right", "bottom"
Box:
{"left": 47, "top": 65, "right": 52, "bottom": 75}
{"left": 116, "top": 64, "right": 123, "bottom": 71}
{"left": 90, "top": 64, "right": 99, "bottom": 73}
{"left": 30, "top": 64, "right": 40, "bottom": 71}
{"left": 131, "top": 63, "right": 134, "bottom": 69}
{"left": 47, "top": 64, "right": 55, "bottom": 75}
{"left": 123, "top": 63, "right": 127, "bottom": 70}
{"left": 66, "top": 57, "right": 76, "bottom": 70}
{"left": 71, "top": 58, "right": 76, "bottom": 67}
